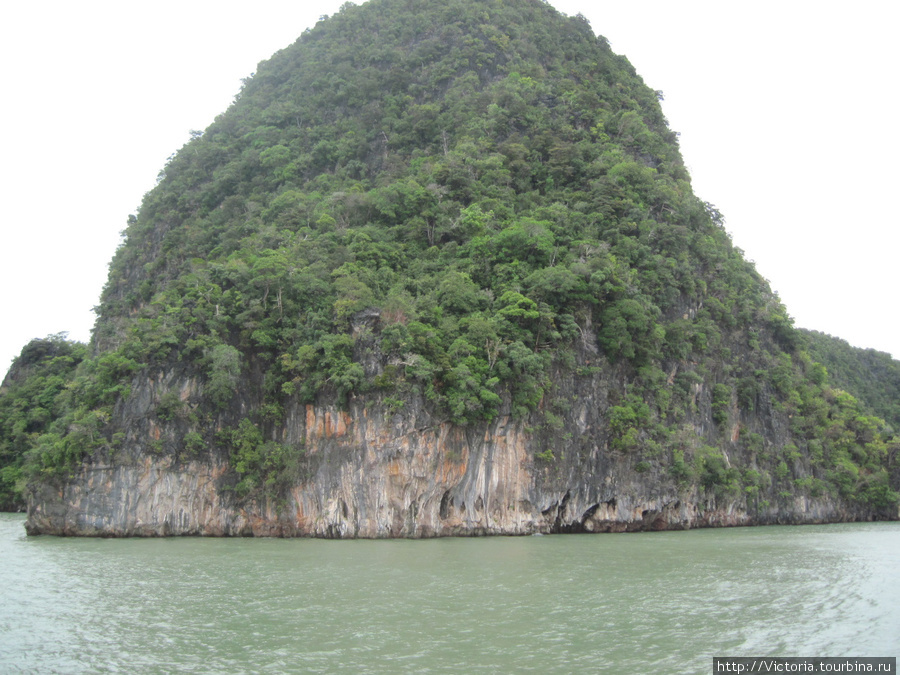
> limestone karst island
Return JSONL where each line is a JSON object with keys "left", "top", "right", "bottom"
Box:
{"left": 1, "top": 0, "right": 898, "bottom": 536}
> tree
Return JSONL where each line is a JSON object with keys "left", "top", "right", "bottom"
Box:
{"left": 207, "top": 344, "right": 242, "bottom": 407}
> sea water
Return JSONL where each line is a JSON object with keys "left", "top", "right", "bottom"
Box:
{"left": 1, "top": 513, "right": 897, "bottom": 673}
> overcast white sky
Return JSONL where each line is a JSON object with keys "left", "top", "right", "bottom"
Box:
{"left": 2, "top": 1, "right": 898, "bottom": 374}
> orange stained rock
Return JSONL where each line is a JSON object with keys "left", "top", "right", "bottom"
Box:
{"left": 439, "top": 455, "right": 466, "bottom": 483}
{"left": 305, "top": 405, "right": 352, "bottom": 439}
{"left": 334, "top": 411, "right": 351, "bottom": 436}
{"left": 304, "top": 404, "right": 320, "bottom": 441}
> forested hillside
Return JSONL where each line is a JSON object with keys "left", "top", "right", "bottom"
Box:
{"left": 802, "top": 330, "right": 900, "bottom": 431}
{"left": 0, "top": 336, "right": 86, "bottom": 510}
{"left": 3, "top": 0, "right": 896, "bottom": 532}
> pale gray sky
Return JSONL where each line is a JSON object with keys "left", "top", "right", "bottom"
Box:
{"left": 2, "top": 0, "right": 898, "bottom": 373}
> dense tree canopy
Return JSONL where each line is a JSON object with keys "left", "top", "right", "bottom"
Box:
{"left": 802, "top": 330, "right": 900, "bottom": 431}
{"left": 0, "top": 335, "right": 87, "bottom": 510}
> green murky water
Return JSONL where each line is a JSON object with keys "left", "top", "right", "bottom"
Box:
{"left": 1, "top": 513, "right": 897, "bottom": 673}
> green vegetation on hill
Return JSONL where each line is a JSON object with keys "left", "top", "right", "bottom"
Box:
{"left": 801, "top": 330, "right": 900, "bottom": 431}
{"left": 0, "top": 335, "right": 87, "bottom": 510}
{"left": 98, "top": 0, "right": 701, "bottom": 427}
{"left": 0, "top": 0, "right": 896, "bottom": 513}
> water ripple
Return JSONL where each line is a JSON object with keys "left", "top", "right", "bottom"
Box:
{"left": 1, "top": 516, "right": 898, "bottom": 674}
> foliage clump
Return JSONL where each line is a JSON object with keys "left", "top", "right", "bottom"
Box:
{"left": 801, "top": 329, "right": 900, "bottom": 431}
{"left": 0, "top": 336, "right": 88, "bottom": 509}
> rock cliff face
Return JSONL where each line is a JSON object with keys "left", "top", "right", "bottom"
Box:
{"left": 27, "top": 410, "right": 879, "bottom": 538}
{"left": 27, "top": 354, "right": 887, "bottom": 537}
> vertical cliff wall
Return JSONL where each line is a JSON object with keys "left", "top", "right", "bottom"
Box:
{"left": 26, "top": 358, "right": 890, "bottom": 537}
